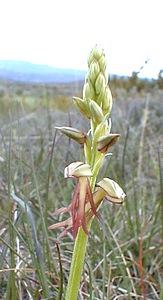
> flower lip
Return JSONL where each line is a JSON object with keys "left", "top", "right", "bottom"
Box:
{"left": 64, "top": 161, "right": 93, "bottom": 178}
{"left": 50, "top": 174, "right": 97, "bottom": 238}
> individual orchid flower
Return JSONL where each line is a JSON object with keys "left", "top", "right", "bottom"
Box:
{"left": 94, "top": 178, "right": 126, "bottom": 205}
{"left": 55, "top": 126, "right": 87, "bottom": 145}
{"left": 97, "top": 133, "right": 120, "bottom": 153}
{"left": 49, "top": 167, "right": 125, "bottom": 238}
{"left": 49, "top": 162, "right": 98, "bottom": 238}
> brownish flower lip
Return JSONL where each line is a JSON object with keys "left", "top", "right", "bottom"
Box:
{"left": 49, "top": 177, "right": 98, "bottom": 238}
{"left": 49, "top": 162, "right": 97, "bottom": 238}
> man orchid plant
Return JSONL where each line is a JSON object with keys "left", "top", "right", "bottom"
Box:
{"left": 49, "top": 45, "right": 125, "bottom": 300}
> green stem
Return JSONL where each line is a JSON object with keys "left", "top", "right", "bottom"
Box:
{"left": 65, "top": 225, "right": 90, "bottom": 300}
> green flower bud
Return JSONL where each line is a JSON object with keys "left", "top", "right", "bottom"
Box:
{"left": 93, "top": 45, "right": 103, "bottom": 60}
{"left": 102, "top": 86, "right": 112, "bottom": 115}
{"left": 88, "top": 61, "right": 100, "bottom": 85}
{"left": 87, "top": 48, "right": 95, "bottom": 68}
{"left": 96, "top": 86, "right": 106, "bottom": 106}
{"left": 88, "top": 44, "right": 103, "bottom": 67}
{"left": 95, "top": 73, "right": 106, "bottom": 95}
{"left": 73, "top": 97, "right": 90, "bottom": 119}
{"left": 89, "top": 100, "right": 104, "bottom": 124}
{"left": 56, "top": 126, "right": 87, "bottom": 144}
{"left": 98, "top": 55, "right": 107, "bottom": 72}
{"left": 97, "top": 133, "right": 120, "bottom": 153}
{"left": 83, "top": 81, "right": 96, "bottom": 102}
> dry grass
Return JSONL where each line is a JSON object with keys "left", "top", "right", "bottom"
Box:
{"left": 0, "top": 85, "right": 162, "bottom": 299}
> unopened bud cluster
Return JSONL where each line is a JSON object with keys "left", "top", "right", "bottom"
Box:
{"left": 73, "top": 45, "right": 112, "bottom": 120}
{"left": 84, "top": 44, "right": 112, "bottom": 116}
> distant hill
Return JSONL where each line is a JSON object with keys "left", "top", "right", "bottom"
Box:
{"left": 0, "top": 60, "right": 86, "bottom": 83}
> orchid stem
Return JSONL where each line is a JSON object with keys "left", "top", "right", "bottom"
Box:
{"left": 65, "top": 226, "right": 90, "bottom": 300}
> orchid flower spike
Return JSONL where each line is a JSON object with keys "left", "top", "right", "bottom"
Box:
{"left": 49, "top": 45, "right": 125, "bottom": 242}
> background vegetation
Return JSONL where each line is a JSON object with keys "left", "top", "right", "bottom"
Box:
{"left": 0, "top": 74, "right": 162, "bottom": 299}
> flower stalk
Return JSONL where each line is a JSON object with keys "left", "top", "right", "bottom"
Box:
{"left": 49, "top": 44, "right": 125, "bottom": 299}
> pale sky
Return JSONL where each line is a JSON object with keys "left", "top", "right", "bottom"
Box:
{"left": 0, "top": 0, "right": 162, "bottom": 78}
